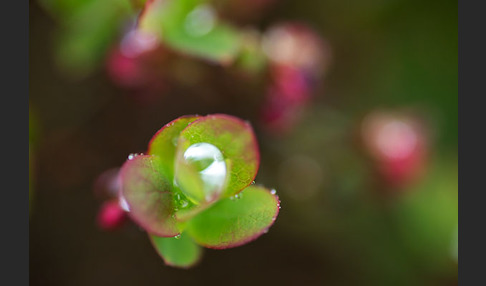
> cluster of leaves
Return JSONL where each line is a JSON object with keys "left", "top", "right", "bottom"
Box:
{"left": 107, "top": 114, "right": 280, "bottom": 268}
{"left": 38, "top": 0, "right": 271, "bottom": 76}
{"left": 39, "top": 0, "right": 329, "bottom": 133}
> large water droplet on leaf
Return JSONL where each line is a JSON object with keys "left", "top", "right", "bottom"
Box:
{"left": 175, "top": 143, "right": 227, "bottom": 203}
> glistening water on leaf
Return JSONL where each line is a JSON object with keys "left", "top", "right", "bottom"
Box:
{"left": 117, "top": 114, "right": 279, "bottom": 267}
{"left": 176, "top": 114, "right": 260, "bottom": 198}
{"left": 174, "top": 142, "right": 228, "bottom": 204}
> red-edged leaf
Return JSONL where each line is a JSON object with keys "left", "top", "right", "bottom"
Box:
{"left": 184, "top": 185, "right": 280, "bottom": 249}
{"left": 147, "top": 115, "right": 202, "bottom": 180}
{"left": 120, "top": 155, "right": 179, "bottom": 237}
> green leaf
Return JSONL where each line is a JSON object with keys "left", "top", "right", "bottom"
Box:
{"left": 149, "top": 232, "right": 202, "bottom": 268}
{"left": 147, "top": 115, "right": 201, "bottom": 180}
{"left": 120, "top": 155, "right": 180, "bottom": 237}
{"left": 139, "top": 0, "right": 241, "bottom": 63}
{"left": 176, "top": 114, "right": 260, "bottom": 198}
{"left": 185, "top": 185, "right": 280, "bottom": 249}
{"left": 48, "top": 0, "right": 135, "bottom": 77}
{"left": 38, "top": 0, "right": 97, "bottom": 18}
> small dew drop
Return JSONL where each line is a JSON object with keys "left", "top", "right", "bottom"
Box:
{"left": 128, "top": 153, "right": 143, "bottom": 160}
{"left": 118, "top": 195, "right": 130, "bottom": 212}
{"left": 263, "top": 228, "right": 269, "bottom": 234}
{"left": 251, "top": 181, "right": 256, "bottom": 185}
{"left": 230, "top": 194, "right": 242, "bottom": 201}
{"left": 180, "top": 200, "right": 188, "bottom": 208}
{"left": 270, "top": 189, "right": 277, "bottom": 195}
{"left": 174, "top": 234, "right": 181, "bottom": 239}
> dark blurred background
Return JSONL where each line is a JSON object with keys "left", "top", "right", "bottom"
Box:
{"left": 29, "top": 0, "right": 458, "bottom": 285}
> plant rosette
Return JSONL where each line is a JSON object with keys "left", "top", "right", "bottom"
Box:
{"left": 118, "top": 114, "right": 281, "bottom": 268}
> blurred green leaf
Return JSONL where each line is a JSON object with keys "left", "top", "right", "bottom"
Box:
{"left": 149, "top": 232, "right": 202, "bottom": 268}
{"left": 38, "top": 0, "right": 97, "bottom": 18}
{"left": 41, "top": 0, "right": 136, "bottom": 77}
{"left": 393, "top": 156, "right": 458, "bottom": 272}
{"left": 139, "top": 0, "right": 241, "bottom": 63}
{"left": 185, "top": 185, "right": 279, "bottom": 249}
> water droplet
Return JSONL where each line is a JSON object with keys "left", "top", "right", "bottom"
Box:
{"left": 174, "top": 234, "right": 181, "bottom": 239}
{"left": 184, "top": 4, "right": 216, "bottom": 37}
{"left": 231, "top": 193, "right": 242, "bottom": 200}
{"left": 270, "top": 189, "right": 277, "bottom": 195}
{"left": 180, "top": 200, "right": 188, "bottom": 208}
{"left": 118, "top": 195, "right": 130, "bottom": 212}
{"left": 251, "top": 181, "right": 256, "bottom": 185}
{"left": 128, "top": 153, "right": 143, "bottom": 160}
{"left": 263, "top": 228, "right": 269, "bottom": 234}
{"left": 181, "top": 143, "right": 227, "bottom": 201}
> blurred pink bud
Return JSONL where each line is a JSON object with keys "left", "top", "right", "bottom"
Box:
{"left": 97, "top": 199, "right": 127, "bottom": 231}
{"left": 107, "top": 49, "right": 145, "bottom": 88}
{"left": 361, "top": 111, "right": 428, "bottom": 187}
{"left": 262, "top": 22, "right": 330, "bottom": 77}
{"left": 272, "top": 66, "right": 311, "bottom": 101}
{"left": 260, "top": 86, "right": 306, "bottom": 135}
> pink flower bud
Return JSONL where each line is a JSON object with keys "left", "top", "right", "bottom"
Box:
{"left": 97, "top": 199, "right": 127, "bottom": 231}
{"left": 361, "top": 111, "right": 428, "bottom": 188}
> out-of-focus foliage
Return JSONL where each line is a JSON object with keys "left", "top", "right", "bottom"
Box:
{"left": 139, "top": 0, "right": 242, "bottom": 63}
{"left": 38, "top": 0, "right": 136, "bottom": 77}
